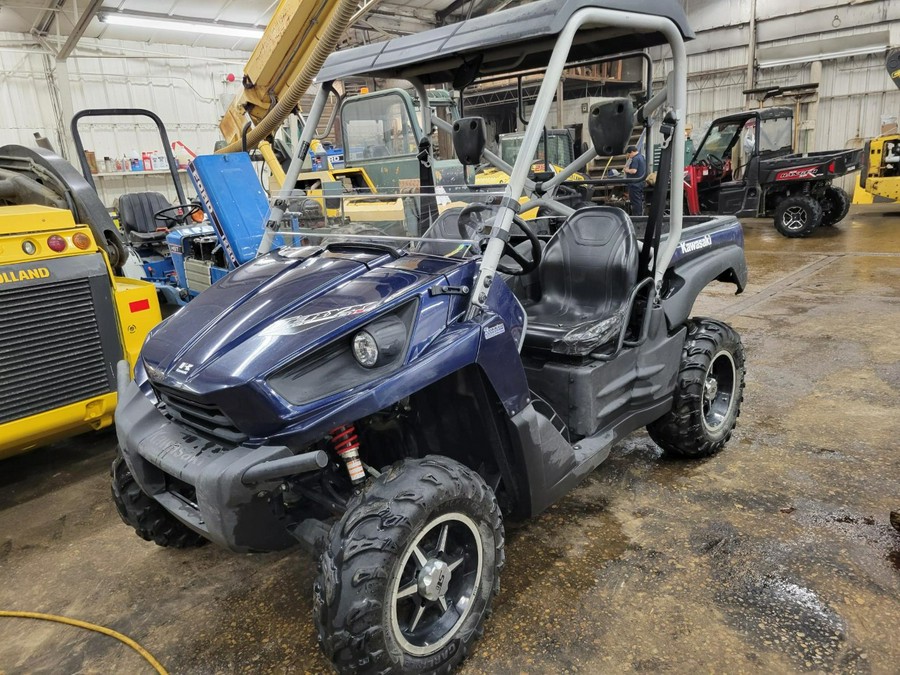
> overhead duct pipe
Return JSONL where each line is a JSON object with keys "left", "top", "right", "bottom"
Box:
{"left": 216, "top": 0, "right": 357, "bottom": 154}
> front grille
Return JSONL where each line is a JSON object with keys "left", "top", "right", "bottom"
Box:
{"left": 154, "top": 385, "right": 247, "bottom": 445}
{"left": 0, "top": 278, "right": 112, "bottom": 424}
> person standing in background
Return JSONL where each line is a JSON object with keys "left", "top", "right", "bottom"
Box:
{"left": 624, "top": 144, "right": 646, "bottom": 216}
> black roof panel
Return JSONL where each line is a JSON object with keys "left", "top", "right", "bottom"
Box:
{"left": 317, "top": 0, "right": 694, "bottom": 84}
{"left": 713, "top": 107, "right": 794, "bottom": 124}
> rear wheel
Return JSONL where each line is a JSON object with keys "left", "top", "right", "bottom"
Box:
{"left": 111, "top": 454, "right": 207, "bottom": 548}
{"left": 820, "top": 185, "right": 850, "bottom": 226}
{"left": 315, "top": 456, "right": 504, "bottom": 674}
{"left": 774, "top": 194, "right": 822, "bottom": 237}
{"left": 648, "top": 319, "right": 745, "bottom": 458}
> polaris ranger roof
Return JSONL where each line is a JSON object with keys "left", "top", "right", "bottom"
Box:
{"left": 711, "top": 107, "right": 794, "bottom": 124}
{"left": 316, "top": 0, "right": 694, "bottom": 85}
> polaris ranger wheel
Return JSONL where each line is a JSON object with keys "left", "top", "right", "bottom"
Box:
{"left": 647, "top": 319, "right": 745, "bottom": 458}
{"left": 111, "top": 454, "right": 207, "bottom": 548}
{"left": 315, "top": 456, "right": 504, "bottom": 674}
{"left": 774, "top": 194, "right": 822, "bottom": 237}
{"left": 820, "top": 185, "right": 850, "bottom": 226}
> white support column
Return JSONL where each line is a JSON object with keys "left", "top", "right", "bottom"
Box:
{"left": 40, "top": 54, "right": 77, "bottom": 161}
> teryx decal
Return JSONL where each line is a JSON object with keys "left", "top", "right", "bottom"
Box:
{"left": 262, "top": 302, "right": 380, "bottom": 335}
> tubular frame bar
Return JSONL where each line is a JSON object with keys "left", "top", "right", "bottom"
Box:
{"left": 258, "top": 83, "right": 332, "bottom": 256}
{"left": 465, "top": 7, "right": 687, "bottom": 317}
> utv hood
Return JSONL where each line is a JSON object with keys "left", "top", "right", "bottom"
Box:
{"left": 141, "top": 246, "right": 461, "bottom": 395}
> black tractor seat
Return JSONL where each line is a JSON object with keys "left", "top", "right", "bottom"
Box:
{"left": 118, "top": 191, "right": 172, "bottom": 243}
{"left": 521, "top": 206, "right": 638, "bottom": 356}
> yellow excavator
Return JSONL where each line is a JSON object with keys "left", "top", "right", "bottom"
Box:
{"left": 855, "top": 48, "right": 900, "bottom": 203}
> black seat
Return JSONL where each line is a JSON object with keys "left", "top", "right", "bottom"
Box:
{"left": 523, "top": 206, "right": 638, "bottom": 355}
{"left": 118, "top": 192, "right": 172, "bottom": 243}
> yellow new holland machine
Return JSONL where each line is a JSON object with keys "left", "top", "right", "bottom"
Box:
{"left": 0, "top": 147, "right": 160, "bottom": 459}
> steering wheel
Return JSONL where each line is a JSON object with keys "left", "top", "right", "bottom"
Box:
{"left": 456, "top": 202, "right": 541, "bottom": 275}
{"left": 700, "top": 154, "right": 725, "bottom": 172}
{"left": 154, "top": 203, "right": 202, "bottom": 228}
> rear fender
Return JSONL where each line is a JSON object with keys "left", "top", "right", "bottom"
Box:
{"left": 661, "top": 243, "right": 747, "bottom": 329}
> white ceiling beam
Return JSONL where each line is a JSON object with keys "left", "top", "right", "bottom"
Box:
{"left": 31, "top": 0, "right": 65, "bottom": 35}
{"left": 351, "top": 0, "right": 387, "bottom": 25}
{"left": 57, "top": 0, "right": 105, "bottom": 61}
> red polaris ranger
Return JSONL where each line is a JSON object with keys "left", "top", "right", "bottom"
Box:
{"left": 684, "top": 107, "right": 860, "bottom": 237}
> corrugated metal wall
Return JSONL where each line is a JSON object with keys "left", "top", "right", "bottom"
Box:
{"left": 0, "top": 33, "right": 249, "bottom": 205}
{"left": 3, "top": 2, "right": 900, "bottom": 203}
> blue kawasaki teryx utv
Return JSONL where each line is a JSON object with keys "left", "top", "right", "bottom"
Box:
{"left": 112, "top": 1, "right": 747, "bottom": 672}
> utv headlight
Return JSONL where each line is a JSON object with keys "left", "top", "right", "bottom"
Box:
{"left": 268, "top": 302, "right": 417, "bottom": 405}
{"left": 352, "top": 331, "right": 379, "bottom": 367}
{"left": 351, "top": 315, "right": 407, "bottom": 368}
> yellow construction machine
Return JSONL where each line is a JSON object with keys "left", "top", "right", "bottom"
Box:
{"left": 218, "top": 0, "right": 358, "bottom": 188}
{"left": 855, "top": 48, "right": 900, "bottom": 203}
{"left": 0, "top": 147, "right": 160, "bottom": 459}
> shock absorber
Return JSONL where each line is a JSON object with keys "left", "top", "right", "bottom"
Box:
{"left": 330, "top": 424, "right": 366, "bottom": 485}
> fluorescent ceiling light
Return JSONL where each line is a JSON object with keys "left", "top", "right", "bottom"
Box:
{"left": 757, "top": 31, "right": 888, "bottom": 69}
{"left": 99, "top": 13, "right": 264, "bottom": 40}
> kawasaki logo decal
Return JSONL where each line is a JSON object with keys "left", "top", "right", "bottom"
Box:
{"left": 0, "top": 267, "right": 50, "bottom": 284}
{"left": 483, "top": 323, "right": 506, "bottom": 340}
{"left": 175, "top": 362, "right": 195, "bottom": 376}
{"left": 679, "top": 234, "right": 712, "bottom": 255}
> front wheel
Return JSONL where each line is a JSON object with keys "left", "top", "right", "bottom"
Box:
{"left": 315, "top": 456, "right": 504, "bottom": 674}
{"left": 774, "top": 194, "right": 822, "bottom": 237}
{"left": 820, "top": 185, "right": 850, "bottom": 226}
{"left": 111, "top": 454, "right": 207, "bottom": 548}
{"left": 648, "top": 319, "right": 745, "bottom": 458}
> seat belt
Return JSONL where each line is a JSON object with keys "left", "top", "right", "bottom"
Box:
{"left": 638, "top": 113, "right": 675, "bottom": 279}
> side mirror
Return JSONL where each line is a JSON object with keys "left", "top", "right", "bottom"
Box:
{"left": 453, "top": 117, "right": 487, "bottom": 165}
{"left": 588, "top": 98, "right": 635, "bottom": 156}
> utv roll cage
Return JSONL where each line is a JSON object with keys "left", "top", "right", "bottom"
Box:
{"left": 266, "top": 0, "right": 692, "bottom": 315}
{"left": 690, "top": 106, "right": 794, "bottom": 165}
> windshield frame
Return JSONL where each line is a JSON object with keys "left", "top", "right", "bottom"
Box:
{"left": 268, "top": 7, "right": 690, "bottom": 318}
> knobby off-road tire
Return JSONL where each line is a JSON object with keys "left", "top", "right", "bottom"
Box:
{"left": 111, "top": 454, "right": 207, "bottom": 548}
{"left": 820, "top": 185, "right": 850, "bottom": 226}
{"left": 315, "top": 456, "right": 504, "bottom": 674}
{"left": 648, "top": 319, "right": 745, "bottom": 458}
{"left": 774, "top": 194, "right": 822, "bottom": 237}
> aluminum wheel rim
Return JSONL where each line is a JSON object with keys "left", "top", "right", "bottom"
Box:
{"left": 389, "top": 512, "right": 483, "bottom": 657}
{"left": 782, "top": 205, "right": 808, "bottom": 231}
{"left": 702, "top": 350, "right": 737, "bottom": 433}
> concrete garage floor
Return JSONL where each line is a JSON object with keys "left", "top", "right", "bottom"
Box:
{"left": 1, "top": 205, "right": 899, "bottom": 674}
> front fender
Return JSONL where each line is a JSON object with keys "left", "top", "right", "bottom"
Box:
{"left": 270, "top": 272, "right": 531, "bottom": 448}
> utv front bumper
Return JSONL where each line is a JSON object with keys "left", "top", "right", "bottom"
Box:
{"left": 116, "top": 375, "right": 319, "bottom": 552}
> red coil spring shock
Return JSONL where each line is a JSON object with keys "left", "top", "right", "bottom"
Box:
{"left": 331, "top": 424, "right": 366, "bottom": 485}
